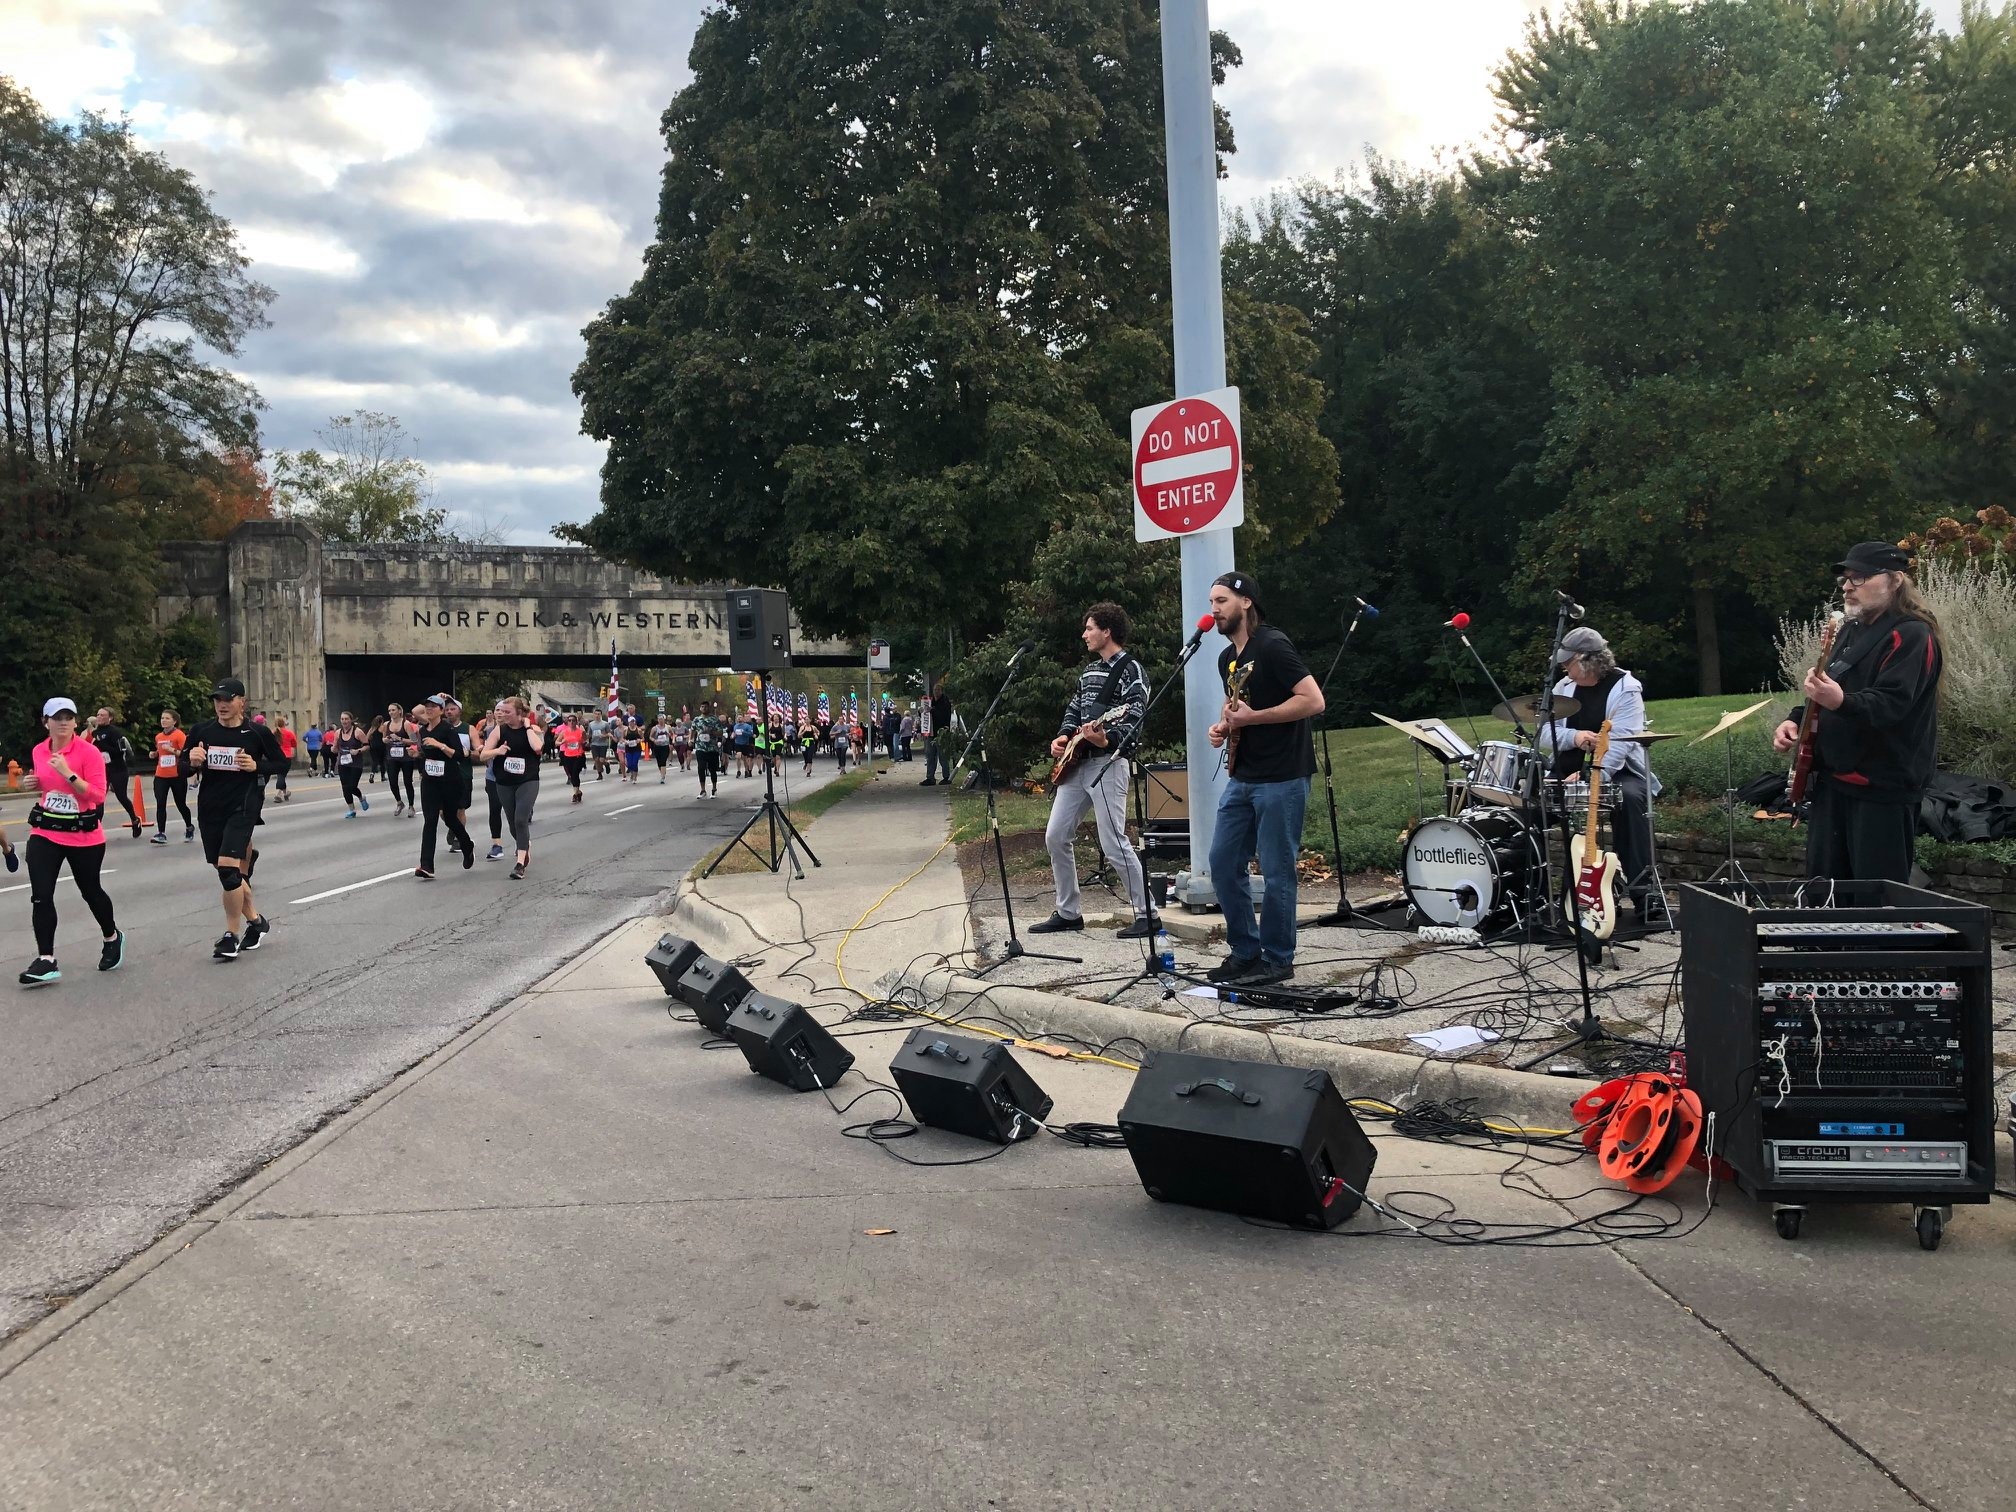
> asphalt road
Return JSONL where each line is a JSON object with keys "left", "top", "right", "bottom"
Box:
{"left": 0, "top": 757, "right": 827, "bottom": 1336}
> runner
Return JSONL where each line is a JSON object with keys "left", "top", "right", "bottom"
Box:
{"left": 413, "top": 694, "right": 474, "bottom": 878}
{"left": 334, "top": 711, "right": 371, "bottom": 817}
{"left": 89, "top": 707, "right": 143, "bottom": 838}
{"left": 801, "top": 719, "right": 816, "bottom": 776}
{"left": 302, "top": 720, "right": 323, "bottom": 779}
{"left": 621, "top": 716, "right": 644, "bottom": 784}
{"left": 148, "top": 709, "right": 194, "bottom": 844}
{"left": 693, "top": 701, "right": 723, "bottom": 798}
{"left": 555, "top": 713, "right": 587, "bottom": 803}
{"left": 183, "top": 678, "right": 285, "bottom": 961}
{"left": 732, "top": 714, "right": 756, "bottom": 779}
{"left": 18, "top": 698, "right": 124, "bottom": 985}
{"left": 477, "top": 697, "right": 544, "bottom": 880}
{"left": 589, "top": 710, "right": 612, "bottom": 780}
{"left": 476, "top": 705, "right": 507, "bottom": 861}
{"left": 650, "top": 712, "right": 673, "bottom": 783}
{"left": 384, "top": 702, "right": 418, "bottom": 817}
{"left": 272, "top": 715, "right": 297, "bottom": 802}
{"left": 673, "top": 713, "right": 691, "bottom": 772}
{"left": 367, "top": 715, "right": 385, "bottom": 786}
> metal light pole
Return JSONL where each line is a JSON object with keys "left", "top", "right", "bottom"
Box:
{"left": 1163, "top": 0, "right": 1236, "bottom": 907}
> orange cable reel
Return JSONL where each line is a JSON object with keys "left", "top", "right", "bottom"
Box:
{"left": 1595, "top": 1073, "right": 1680, "bottom": 1184}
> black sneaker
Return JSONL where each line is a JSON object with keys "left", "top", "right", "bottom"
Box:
{"left": 213, "top": 932, "right": 240, "bottom": 961}
{"left": 1206, "top": 953, "right": 1260, "bottom": 983}
{"left": 184, "top": 826, "right": 194, "bottom": 843}
{"left": 98, "top": 931, "right": 125, "bottom": 972}
{"left": 462, "top": 841, "right": 475, "bottom": 870}
{"left": 1115, "top": 915, "right": 1159, "bottom": 941}
{"left": 1026, "top": 912, "right": 1084, "bottom": 935}
{"left": 240, "top": 916, "right": 270, "bottom": 951}
{"left": 19, "top": 957, "right": 60, "bottom": 986}
{"left": 1232, "top": 960, "right": 1295, "bottom": 988}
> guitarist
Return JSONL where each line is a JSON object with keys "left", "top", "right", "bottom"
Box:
{"left": 1031, "top": 603, "right": 1156, "bottom": 939}
{"left": 1535, "top": 627, "right": 1661, "bottom": 925}
{"left": 1771, "top": 542, "right": 1942, "bottom": 883}
{"left": 1204, "top": 572, "right": 1324, "bottom": 988}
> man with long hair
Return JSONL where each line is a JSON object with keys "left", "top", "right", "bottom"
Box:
{"left": 1773, "top": 541, "right": 1942, "bottom": 883}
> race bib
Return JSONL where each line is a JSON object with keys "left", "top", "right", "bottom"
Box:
{"left": 206, "top": 747, "right": 241, "bottom": 771}
{"left": 40, "top": 790, "right": 79, "bottom": 816}
{"left": 424, "top": 758, "right": 446, "bottom": 777}
{"left": 504, "top": 756, "right": 526, "bottom": 775}
{"left": 338, "top": 751, "right": 354, "bottom": 766}
{"left": 389, "top": 744, "right": 406, "bottom": 760}
{"left": 458, "top": 733, "right": 471, "bottom": 752}
{"left": 158, "top": 755, "right": 178, "bottom": 772}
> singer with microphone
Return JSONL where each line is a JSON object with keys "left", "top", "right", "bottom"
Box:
{"left": 1029, "top": 603, "right": 1158, "bottom": 940}
{"left": 1205, "top": 572, "right": 1322, "bottom": 987}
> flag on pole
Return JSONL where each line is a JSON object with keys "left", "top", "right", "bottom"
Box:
{"left": 744, "top": 680, "right": 758, "bottom": 721}
{"left": 816, "top": 692, "right": 830, "bottom": 727}
{"left": 606, "top": 640, "right": 621, "bottom": 716}
{"left": 797, "top": 691, "right": 809, "bottom": 725}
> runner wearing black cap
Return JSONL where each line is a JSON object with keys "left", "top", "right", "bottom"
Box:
{"left": 89, "top": 708, "right": 144, "bottom": 838}
{"left": 413, "top": 694, "right": 475, "bottom": 878}
{"left": 184, "top": 678, "right": 287, "bottom": 960}
{"left": 1204, "top": 571, "right": 1324, "bottom": 987}
{"left": 1772, "top": 541, "right": 1942, "bottom": 882}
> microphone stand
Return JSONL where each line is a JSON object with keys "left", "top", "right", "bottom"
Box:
{"left": 959, "top": 651, "right": 1080, "bottom": 974}
{"left": 1303, "top": 603, "right": 1405, "bottom": 931}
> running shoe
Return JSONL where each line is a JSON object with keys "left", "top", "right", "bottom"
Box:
{"left": 213, "top": 933, "right": 240, "bottom": 961}
{"left": 359, "top": 795, "right": 369, "bottom": 812}
{"left": 486, "top": 844, "right": 504, "bottom": 862}
{"left": 184, "top": 826, "right": 195, "bottom": 842}
{"left": 462, "top": 842, "right": 475, "bottom": 870}
{"left": 241, "top": 916, "right": 270, "bottom": 950}
{"left": 150, "top": 832, "right": 168, "bottom": 844}
{"left": 344, "top": 810, "right": 356, "bottom": 819}
{"left": 19, "top": 957, "right": 59, "bottom": 986}
{"left": 98, "top": 931, "right": 125, "bottom": 972}
{"left": 394, "top": 803, "right": 406, "bottom": 817}
{"left": 3, "top": 845, "right": 16, "bottom": 873}
{"left": 413, "top": 868, "right": 434, "bottom": 881}
{"left": 130, "top": 818, "right": 142, "bottom": 837}
{"left": 510, "top": 862, "right": 526, "bottom": 880}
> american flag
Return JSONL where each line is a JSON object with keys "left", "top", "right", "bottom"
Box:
{"left": 605, "top": 640, "right": 621, "bottom": 716}
{"left": 797, "top": 691, "right": 809, "bottom": 725}
{"left": 744, "top": 681, "right": 758, "bottom": 721}
{"left": 816, "top": 692, "right": 830, "bottom": 727}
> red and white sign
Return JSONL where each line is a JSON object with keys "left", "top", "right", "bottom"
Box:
{"left": 1131, "top": 386, "right": 1243, "bottom": 542}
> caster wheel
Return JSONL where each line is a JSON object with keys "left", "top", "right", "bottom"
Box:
{"left": 1915, "top": 1209, "right": 1942, "bottom": 1251}
{"left": 1774, "top": 1209, "right": 1803, "bottom": 1241}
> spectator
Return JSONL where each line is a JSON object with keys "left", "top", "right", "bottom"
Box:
{"left": 922, "top": 679, "right": 955, "bottom": 786}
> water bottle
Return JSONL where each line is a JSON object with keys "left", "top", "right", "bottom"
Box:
{"left": 1156, "top": 928, "right": 1176, "bottom": 974}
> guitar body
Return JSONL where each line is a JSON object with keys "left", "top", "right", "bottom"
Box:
{"left": 1787, "top": 613, "right": 1844, "bottom": 824}
{"left": 1221, "top": 661, "right": 1256, "bottom": 776}
{"left": 1049, "top": 719, "right": 1104, "bottom": 787}
{"left": 1570, "top": 719, "right": 1620, "bottom": 948}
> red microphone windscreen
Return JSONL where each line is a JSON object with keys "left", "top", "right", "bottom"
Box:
{"left": 1195, "top": 613, "right": 1216, "bottom": 630}
{"left": 1451, "top": 612, "right": 1471, "bottom": 629}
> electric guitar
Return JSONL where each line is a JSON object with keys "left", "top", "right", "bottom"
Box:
{"left": 1049, "top": 716, "right": 1107, "bottom": 787}
{"left": 1786, "top": 611, "right": 1844, "bottom": 823}
{"left": 1568, "top": 719, "right": 1620, "bottom": 948}
{"left": 1221, "top": 660, "right": 1256, "bottom": 776}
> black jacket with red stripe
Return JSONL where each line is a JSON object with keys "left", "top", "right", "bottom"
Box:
{"left": 1788, "top": 609, "right": 1941, "bottom": 803}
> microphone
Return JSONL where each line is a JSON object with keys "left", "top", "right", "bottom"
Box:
{"left": 1355, "top": 597, "right": 1380, "bottom": 619}
{"left": 1557, "top": 591, "right": 1584, "bottom": 621}
{"left": 1005, "top": 639, "right": 1036, "bottom": 670}
{"left": 1444, "top": 611, "right": 1471, "bottom": 630}
{"left": 1186, "top": 612, "right": 1214, "bottom": 648}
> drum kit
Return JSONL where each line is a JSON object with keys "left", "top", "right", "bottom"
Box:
{"left": 1383, "top": 697, "right": 1681, "bottom": 936}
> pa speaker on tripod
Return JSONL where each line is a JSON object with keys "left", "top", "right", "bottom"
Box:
{"left": 726, "top": 588, "right": 792, "bottom": 672}
{"left": 1117, "top": 1050, "right": 1376, "bottom": 1229}
{"left": 889, "top": 1028, "right": 1053, "bottom": 1143}
{"left": 726, "top": 993, "right": 854, "bottom": 1091}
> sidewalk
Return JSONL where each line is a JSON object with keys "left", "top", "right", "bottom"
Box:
{"left": 1, "top": 775, "right": 2012, "bottom": 1509}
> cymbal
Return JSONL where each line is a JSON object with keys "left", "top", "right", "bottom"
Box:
{"left": 1690, "top": 698, "right": 1774, "bottom": 745}
{"left": 1612, "top": 731, "right": 1683, "bottom": 745}
{"left": 1491, "top": 693, "right": 1577, "bottom": 726}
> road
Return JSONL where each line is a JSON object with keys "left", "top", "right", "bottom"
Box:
{"left": 0, "top": 758, "right": 829, "bottom": 1336}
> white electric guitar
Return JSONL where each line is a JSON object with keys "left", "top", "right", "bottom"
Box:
{"left": 1568, "top": 719, "right": 1620, "bottom": 950}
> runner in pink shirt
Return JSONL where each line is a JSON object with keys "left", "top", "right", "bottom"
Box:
{"left": 18, "top": 697, "right": 123, "bottom": 986}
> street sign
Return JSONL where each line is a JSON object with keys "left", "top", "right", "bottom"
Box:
{"left": 867, "top": 640, "right": 892, "bottom": 671}
{"left": 1131, "top": 385, "right": 1242, "bottom": 541}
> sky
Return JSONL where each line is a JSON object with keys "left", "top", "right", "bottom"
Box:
{"left": 6, "top": 0, "right": 1970, "bottom": 544}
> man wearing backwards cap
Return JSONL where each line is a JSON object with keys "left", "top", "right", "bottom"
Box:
{"left": 1204, "top": 571, "right": 1323, "bottom": 987}
{"left": 1772, "top": 541, "right": 1943, "bottom": 883}
{"left": 182, "top": 677, "right": 289, "bottom": 961}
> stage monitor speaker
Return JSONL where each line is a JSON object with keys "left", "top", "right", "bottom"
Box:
{"left": 726, "top": 588, "right": 793, "bottom": 672}
{"left": 674, "top": 955, "right": 751, "bottom": 1033}
{"left": 726, "top": 993, "right": 854, "bottom": 1091}
{"left": 889, "top": 1028, "right": 1054, "bottom": 1143}
{"left": 646, "top": 933, "right": 704, "bottom": 997}
{"left": 1144, "top": 763, "right": 1188, "bottom": 823}
{"left": 1117, "top": 1050, "right": 1376, "bottom": 1229}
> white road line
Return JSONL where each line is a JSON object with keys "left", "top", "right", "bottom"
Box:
{"left": 606, "top": 803, "right": 643, "bottom": 816}
{"left": 289, "top": 869, "right": 413, "bottom": 906}
{"left": 0, "top": 869, "right": 118, "bottom": 897}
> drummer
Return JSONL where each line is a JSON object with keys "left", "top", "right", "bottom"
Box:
{"left": 1534, "top": 627, "right": 1662, "bottom": 924}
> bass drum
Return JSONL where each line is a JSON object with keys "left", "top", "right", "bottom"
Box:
{"left": 1402, "top": 809, "right": 1538, "bottom": 929}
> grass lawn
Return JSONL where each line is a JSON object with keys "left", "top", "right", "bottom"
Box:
{"left": 698, "top": 767, "right": 880, "bottom": 875}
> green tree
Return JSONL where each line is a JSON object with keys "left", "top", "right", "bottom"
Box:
{"left": 272, "top": 411, "right": 447, "bottom": 544}
{"left": 1490, "top": 0, "right": 1960, "bottom": 693}
{"left": 0, "top": 76, "right": 271, "bottom": 758}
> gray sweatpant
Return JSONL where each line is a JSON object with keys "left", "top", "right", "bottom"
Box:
{"left": 500, "top": 781, "right": 539, "bottom": 852}
{"left": 1044, "top": 755, "right": 1148, "bottom": 920}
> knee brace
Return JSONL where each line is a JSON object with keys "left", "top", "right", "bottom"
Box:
{"left": 217, "top": 865, "right": 244, "bottom": 892}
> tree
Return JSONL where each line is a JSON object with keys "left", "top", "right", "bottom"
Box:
{"left": 1488, "top": 0, "right": 1959, "bottom": 692}
{"left": 569, "top": 1, "right": 1332, "bottom": 645}
{"left": 272, "top": 411, "right": 447, "bottom": 543}
{"left": 0, "top": 76, "right": 272, "bottom": 757}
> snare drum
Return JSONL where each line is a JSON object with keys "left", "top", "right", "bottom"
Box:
{"left": 1468, "top": 741, "right": 1538, "bottom": 807}
{"left": 1402, "top": 808, "right": 1539, "bottom": 929}
{"left": 1544, "top": 778, "right": 1619, "bottom": 829}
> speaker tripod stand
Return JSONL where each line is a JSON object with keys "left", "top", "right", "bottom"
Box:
{"left": 702, "top": 671, "right": 819, "bottom": 880}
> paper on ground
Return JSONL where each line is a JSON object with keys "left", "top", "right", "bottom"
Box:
{"left": 1406, "top": 1025, "right": 1502, "bottom": 1054}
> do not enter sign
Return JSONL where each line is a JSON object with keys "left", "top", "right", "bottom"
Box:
{"left": 1131, "top": 386, "right": 1243, "bottom": 542}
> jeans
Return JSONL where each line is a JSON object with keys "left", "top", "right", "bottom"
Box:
{"left": 1209, "top": 776, "right": 1310, "bottom": 967}
{"left": 924, "top": 738, "right": 951, "bottom": 783}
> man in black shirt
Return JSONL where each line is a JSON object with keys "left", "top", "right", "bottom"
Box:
{"left": 921, "top": 680, "right": 955, "bottom": 786}
{"left": 184, "top": 678, "right": 288, "bottom": 960}
{"left": 414, "top": 694, "right": 475, "bottom": 877}
{"left": 1772, "top": 541, "right": 1943, "bottom": 882}
{"left": 90, "top": 708, "right": 143, "bottom": 838}
{"left": 1205, "top": 572, "right": 1323, "bottom": 987}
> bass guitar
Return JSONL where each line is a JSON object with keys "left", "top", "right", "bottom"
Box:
{"left": 1568, "top": 719, "right": 1620, "bottom": 950}
{"left": 1787, "top": 611, "right": 1844, "bottom": 823}
{"left": 1049, "top": 717, "right": 1107, "bottom": 788}
{"left": 1221, "top": 659, "right": 1256, "bottom": 776}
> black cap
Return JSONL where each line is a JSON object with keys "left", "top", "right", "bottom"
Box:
{"left": 1212, "top": 571, "right": 1263, "bottom": 615}
{"left": 1835, "top": 541, "right": 1911, "bottom": 577}
{"left": 210, "top": 677, "right": 246, "bottom": 699}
